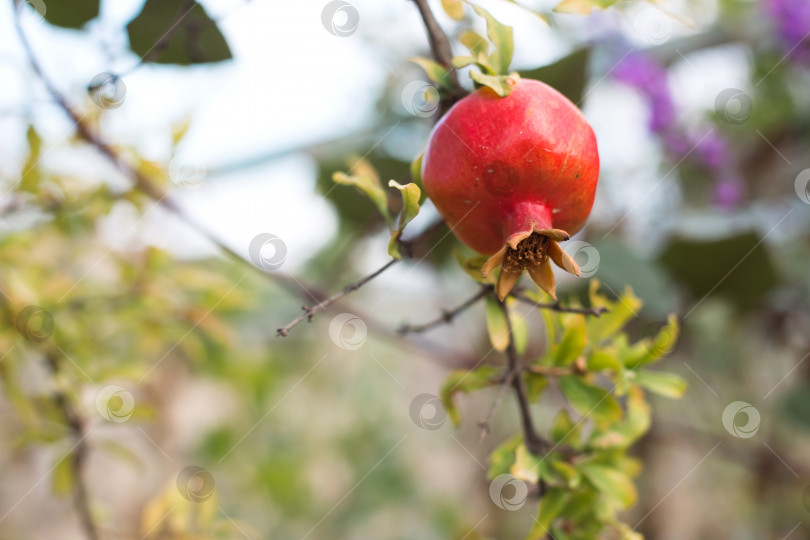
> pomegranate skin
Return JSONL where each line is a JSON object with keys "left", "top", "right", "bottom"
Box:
{"left": 421, "top": 78, "right": 599, "bottom": 256}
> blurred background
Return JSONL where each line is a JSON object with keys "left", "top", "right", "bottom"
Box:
{"left": 1, "top": 0, "right": 809, "bottom": 538}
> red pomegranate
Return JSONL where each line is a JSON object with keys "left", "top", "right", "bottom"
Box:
{"left": 421, "top": 78, "right": 599, "bottom": 300}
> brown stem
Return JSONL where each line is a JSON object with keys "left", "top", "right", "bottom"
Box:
{"left": 510, "top": 290, "right": 608, "bottom": 317}
{"left": 277, "top": 258, "right": 400, "bottom": 336}
{"left": 411, "top": 0, "right": 459, "bottom": 83}
{"left": 495, "top": 297, "right": 549, "bottom": 454}
{"left": 399, "top": 285, "right": 490, "bottom": 334}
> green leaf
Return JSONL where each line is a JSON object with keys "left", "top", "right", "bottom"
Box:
{"left": 520, "top": 48, "right": 590, "bottom": 105}
{"left": 440, "top": 366, "right": 500, "bottom": 426}
{"left": 558, "top": 375, "right": 622, "bottom": 427}
{"left": 551, "top": 316, "right": 586, "bottom": 366}
{"left": 588, "top": 349, "right": 621, "bottom": 371}
{"left": 441, "top": 0, "right": 465, "bottom": 20}
{"left": 43, "top": 0, "right": 99, "bottom": 28}
{"left": 586, "top": 286, "right": 642, "bottom": 343}
{"left": 550, "top": 409, "right": 582, "bottom": 449}
{"left": 526, "top": 487, "right": 568, "bottom": 540}
{"left": 472, "top": 5, "right": 514, "bottom": 74}
{"left": 510, "top": 443, "right": 543, "bottom": 483}
{"left": 127, "top": 0, "right": 232, "bottom": 65}
{"left": 387, "top": 181, "right": 421, "bottom": 258}
{"left": 510, "top": 301, "right": 529, "bottom": 355}
{"left": 550, "top": 460, "right": 581, "bottom": 488}
{"left": 589, "top": 385, "right": 650, "bottom": 449}
{"left": 458, "top": 30, "right": 489, "bottom": 57}
{"left": 454, "top": 252, "right": 494, "bottom": 284}
{"left": 333, "top": 157, "right": 392, "bottom": 226}
{"left": 409, "top": 57, "right": 453, "bottom": 90}
{"left": 578, "top": 462, "right": 637, "bottom": 509}
{"left": 524, "top": 372, "right": 548, "bottom": 402}
{"left": 635, "top": 370, "right": 688, "bottom": 398}
{"left": 52, "top": 454, "right": 75, "bottom": 496}
{"left": 488, "top": 434, "right": 522, "bottom": 479}
{"left": 485, "top": 296, "right": 509, "bottom": 351}
{"left": 469, "top": 71, "right": 515, "bottom": 97}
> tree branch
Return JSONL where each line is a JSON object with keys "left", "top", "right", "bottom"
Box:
{"left": 411, "top": 0, "right": 459, "bottom": 84}
{"left": 399, "top": 285, "right": 489, "bottom": 334}
{"left": 277, "top": 258, "right": 400, "bottom": 336}
{"left": 510, "top": 290, "right": 608, "bottom": 317}
{"left": 478, "top": 295, "right": 549, "bottom": 454}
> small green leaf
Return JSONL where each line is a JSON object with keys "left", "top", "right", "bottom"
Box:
{"left": 127, "top": 0, "right": 232, "bottom": 65}
{"left": 387, "top": 181, "right": 421, "bottom": 258}
{"left": 470, "top": 71, "right": 515, "bottom": 97}
{"left": 550, "top": 409, "right": 582, "bottom": 449}
{"left": 586, "top": 286, "right": 642, "bottom": 343}
{"left": 526, "top": 487, "right": 568, "bottom": 540}
{"left": 43, "top": 0, "right": 99, "bottom": 28}
{"left": 552, "top": 316, "right": 586, "bottom": 366}
{"left": 52, "top": 454, "right": 75, "bottom": 496}
{"left": 588, "top": 349, "right": 621, "bottom": 371}
{"left": 441, "top": 0, "right": 465, "bottom": 20}
{"left": 558, "top": 375, "right": 622, "bottom": 427}
{"left": 509, "top": 301, "right": 529, "bottom": 355}
{"left": 458, "top": 30, "right": 489, "bottom": 57}
{"left": 510, "top": 443, "right": 543, "bottom": 483}
{"left": 488, "top": 434, "right": 522, "bottom": 479}
{"left": 454, "top": 252, "right": 494, "bottom": 284}
{"left": 589, "top": 385, "right": 650, "bottom": 449}
{"left": 524, "top": 372, "right": 548, "bottom": 402}
{"left": 578, "top": 462, "right": 637, "bottom": 509}
{"left": 485, "top": 296, "right": 509, "bottom": 351}
{"left": 440, "top": 366, "right": 500, "bottom": 426}
{"left": 409, "top": 57, "right": 453, "bottom": 90}
{"left": 472, "top": 5, "right": 514, "bottom": 74}
{"left": 550, "top": 461, "right": 581, "bottom": 488}
{"left": 333, "top": 157, "right": 392, "bottom": 226}
{"left": 635, "top": 370, "right": 688, "bottom": 398}
{"left": 410, "top": 153, "right": 423, "bottom": 192}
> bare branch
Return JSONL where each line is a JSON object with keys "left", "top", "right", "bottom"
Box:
{"left": 511, "top": 290, "right": 608, "bottom": 317}
{"left": 277, "top": 258, "right": 400, "bottom": 336}
{"left": 399, "top": 285, "right": 489, "bottom": 334}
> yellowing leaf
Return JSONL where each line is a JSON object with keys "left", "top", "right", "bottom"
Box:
{"left": 409, "top": 57, "right": 452, "bottom": 90}
{"left": 635, "top": 370, "right": 688, "bottom": 398}
{"left": 387, "top": 181, "right": 421, "bottom": 258}
{"left": 333, "top": 156, "right": 391, "bottom": 226}
{"left": 578, "top": 462, "right": 637, "bottom": 509}
{"left": 485, "top": 296, "right": 509, "bottom": 351}
{"left": 472, "top": 5, "right": 514, "bottom": 74}
{"left": 441, "top": 0, "right": 465, "bottom": 20}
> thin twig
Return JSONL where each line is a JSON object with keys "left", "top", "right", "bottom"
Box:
{"left": 43, "top": 350, "right": 99, "bottom": 540}
{"left": 277, "top": 258, "right": 400, "bottom": 336}
{"left": 499, "top": 297, "right": 548, "bottom": 455}
{"left": 399, "top": 285, "right": 490, "bottom": 334}
{"left": 511, "top": 290, "right": 608, "bottom": 317}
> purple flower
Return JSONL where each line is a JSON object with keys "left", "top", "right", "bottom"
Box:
{"left": 764, "top": 0, "right": 810, "bottom": 61}
{"left": 694, "top": 130, "right": 729, "bottom": 170}
{"left": 613, "top": 53, "right": 676, "bottom": 133}
{"left": 713, "top": 175, "right": 745, "bottom": 211}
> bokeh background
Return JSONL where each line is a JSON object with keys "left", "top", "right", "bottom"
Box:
{"left": 1, "top": 0, "right": 810, "bottom": 538}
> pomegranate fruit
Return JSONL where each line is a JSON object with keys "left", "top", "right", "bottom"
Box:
{"left": 421, "top": 78, "right": 599, "bottom": 300}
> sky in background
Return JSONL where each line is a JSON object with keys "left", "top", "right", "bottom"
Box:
{"left": 0, "top": 0, "right": 749, "bottom": 275}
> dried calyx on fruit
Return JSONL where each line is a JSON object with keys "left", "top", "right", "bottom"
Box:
{"left": 422, "top": 78, "right": 599, "bottom": 300}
